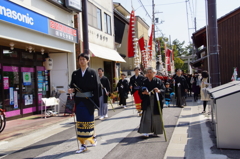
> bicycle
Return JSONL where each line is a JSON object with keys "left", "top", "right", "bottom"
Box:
{"left": 0, "top": 109, "right": 6, "bottom": 133}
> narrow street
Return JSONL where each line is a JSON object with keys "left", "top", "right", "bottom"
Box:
{"left": 0, "top": 99, "right": 181, "bottom": 159}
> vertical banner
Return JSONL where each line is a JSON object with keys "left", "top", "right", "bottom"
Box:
{"left": 4, "top": 76, "right": 9, "bottom": 89}
{"left": 9, "top": 87, "right": 14, "bottom": 105}
{"left": 127, "top": 10, "right": 136, "bottom": 58}
{"left": 14, "top": 91, "right": 18, "bottom": 109}
{"left": 148, "top": 24, "right": 154, "bottom": 61}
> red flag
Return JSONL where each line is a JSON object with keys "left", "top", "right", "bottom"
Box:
{"left": 138, "top": 37, "right": 147, "bottom": 68}
{"left": 148, "top": 24, "right": 154, "bottom": 60}
{"left": 127, "top": 10, "right": 135, "bottom": 58}
{"left": 166, "top": 49, "right": 172, "bottom": 72}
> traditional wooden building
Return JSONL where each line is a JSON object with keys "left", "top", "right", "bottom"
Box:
{"left": 191, "top": 7, "right": 240, "bottom": 84}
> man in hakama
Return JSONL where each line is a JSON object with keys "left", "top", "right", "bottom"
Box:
{"left": 69, "top": 53, "right": 100, "bottom": 153}
{"left": 174, "top": 69, "right": 188, "bottom": 108}
{"left": 98, "top": 68, "right": 111, "bottom": 120}
{"left": 129, "top": 67, "right": 145, "bottom": 116}
{"left": 138, "top": 67, "right": 165, "bottom": 137}
{"left": 116, "top": 73, "right": 129, "bottom": 108}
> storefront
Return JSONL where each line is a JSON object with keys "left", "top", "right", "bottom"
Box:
{"left": 0, "top": 0, "right": 77, "bottom": 119}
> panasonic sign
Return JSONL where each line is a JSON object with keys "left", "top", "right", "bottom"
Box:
{"left": 0, "top": 6, "right": 34, "bottom": 25}
{"left": 0, "top": 0, "right": 48, "bottom": 34}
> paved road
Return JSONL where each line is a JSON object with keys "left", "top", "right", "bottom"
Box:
{"left": 1, "top": 101, "right": 182, "bottom": 159}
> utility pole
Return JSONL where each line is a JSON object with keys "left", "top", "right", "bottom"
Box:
{"left": 207, "top": 0, "right": 220, "bottom": 87}
{"left": 82, "top": 0, "right": 89, "bottom": 55}
{"left": 194, "top": 17, "right": 197, "bottom": 32}
{"left": 152, "top": 0, "right": 155, "bottom": 40}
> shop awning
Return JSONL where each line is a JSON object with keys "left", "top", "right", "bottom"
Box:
{"left": 89, "top": 43, "right": 126, "bottom": 63}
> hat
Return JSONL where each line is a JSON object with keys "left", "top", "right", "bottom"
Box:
{"left": 165, "top": 82, "right": 170, "bottom": 85}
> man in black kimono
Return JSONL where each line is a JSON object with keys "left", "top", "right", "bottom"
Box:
{"left": 129, "top": 67, "right": 145, "bottom": 115}
{"left": 68, "top": 53, "right": 100, "bottom": 153}
{"left": 174, "top": 69, "right": 188, "bottom": 108}
{"left": 98, "top": 68, "right": 111, "bottom": 120}
{"left": 116, "top": 73, "right": 129, "bottom": 108}
{"left": 138, "top": 67, "right": 165, "bottom": 137}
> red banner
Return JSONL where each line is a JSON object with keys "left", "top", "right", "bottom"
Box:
{"left": 127, "top": 10, "right": 135, "bottom": 58}
{"left": 138, "top": 37, "right": 147, "bottom": 68}
{"left": 165, "top": 49, "right": 172, "bottom": 72}
{"left": 148, "top": 24, "right": 154, "bottom": 60}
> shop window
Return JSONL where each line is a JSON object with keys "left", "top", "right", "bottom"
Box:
{"left": 104, "top": 13, "right": 111, "bottom": 35}
{"left": 0, "top": 65, "right": 2, "bottom": 109}
{"left": 3, "top": 66, "right": 20, "bottom": 112}
{"left": 22, "top": 52, "right": 33, "bottom": 60}
{"left": 87, "top": 2, "right": 102, "bottom": 30}
{"left": 3, "top": 49, "right": 18, "bottom": 58}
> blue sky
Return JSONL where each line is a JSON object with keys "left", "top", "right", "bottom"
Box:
{"left": 113, "top": 0, "right": 240, "bottom": 45}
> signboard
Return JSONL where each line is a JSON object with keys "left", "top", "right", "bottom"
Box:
{"left": 48, "top": 19, "right": 77, "bottom": 43}
{"left": 65, "top": 0, "right": 81, "bottom": 12}
{"left": 0, "top": 0, "right": 48, "bottom": 34}
{"left": 3, "top": 76, "right": 9, "bottom": 89}
{"left": 23, "top": 72, "right": 32, "bottom": 85}
{"left": 0, "top": 0, "right": 78, "bottom": 43}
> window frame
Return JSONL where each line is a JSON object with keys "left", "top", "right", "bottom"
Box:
{"left": 104, "top": 13, "right": 112, "bottom": 35}
{"left": 87, "top": 2, "right": 102, "bottom": 30}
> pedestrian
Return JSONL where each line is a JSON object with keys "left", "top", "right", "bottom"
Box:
{"left": 68, "top": 53, "right": 99, "bottom": 154}
{"left": 98, "top": 68, "right": 111, "bottom": 120}
{"left": 200, "top": 71, "right": 211, "bottom": 113}
{"left": 174, "top": 69, "right": 188, "bottom": 108}
{"left": 129, "top": 67, "right": 145, "bottom": 116}
{"left": 165, "top": 82, "right": 173, "bottom": 107}
{"left": 138, "top": 67, "right": 165, "bottom": 137}
{"left": 191, "top": 72, "right": 201, "bottom": 102}
{"left": 186, "top": 74, "right": 192, "bottom": 96}
{"left": 116, "top": 73, "right": 129, "bottom": 108}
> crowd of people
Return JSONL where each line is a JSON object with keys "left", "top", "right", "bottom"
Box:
{"left": 68, "top": 53, "right": 211, "bottom": 153}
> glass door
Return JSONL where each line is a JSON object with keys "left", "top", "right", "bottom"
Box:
{"left": 21, "top": 67, "right": 36, "bottom": 115}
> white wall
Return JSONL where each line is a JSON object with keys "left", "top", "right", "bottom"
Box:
{"left": 49, "top": 53, "right": 69, "bottom": 113}
{"left": 79, "top": 0, "right": 115, "bottom": 50}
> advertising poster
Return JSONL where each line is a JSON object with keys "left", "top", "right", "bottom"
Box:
{"left": 9, "top": 87, "right": 14, "bottom": 105}
{"left": 4, "top": 76, "right": 9, "bottom": 89}
{"left": 38, "top": 83, "right": 43, "bottom": 91}
{"left": 14, "top": 91, "right": 18, "bottom": 109}
{"left": 25, "top": 94, "right": 33, "bottom": 105}
{"left": 23, "top": 72, "right": 32, "bottom": 85}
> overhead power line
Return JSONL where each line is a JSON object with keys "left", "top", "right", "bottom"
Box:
{"left": 137, "top": 0, "right": 163, "bottom": 36}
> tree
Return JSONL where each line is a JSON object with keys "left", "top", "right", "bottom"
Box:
{"left": 174, "top": 57, "right": 184, "bottom": 70}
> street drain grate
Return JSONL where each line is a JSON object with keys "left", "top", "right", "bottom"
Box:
{"left": 183, "top": 108, "right": 191, "bottom": 111}
{"left": 166, "top": 157, "right": 186, "bottom": 159}
{"left": 185, "top": 99, "right": 192, "bottom": 102}
{"left": 177, "top": 122, "right": 190, "bottom": 127}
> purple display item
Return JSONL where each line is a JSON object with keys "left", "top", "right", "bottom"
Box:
{"left": 5, "top": 109, "right": 20, "bottom": 118}
{"left": 3, "top": 66, "right": 19, "bottom": 72}
{"left": 21, "top": 67, "right": 35, "bottom": 72}
{"left": 36, "top": 66, "right": 45, "bottom": 71}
